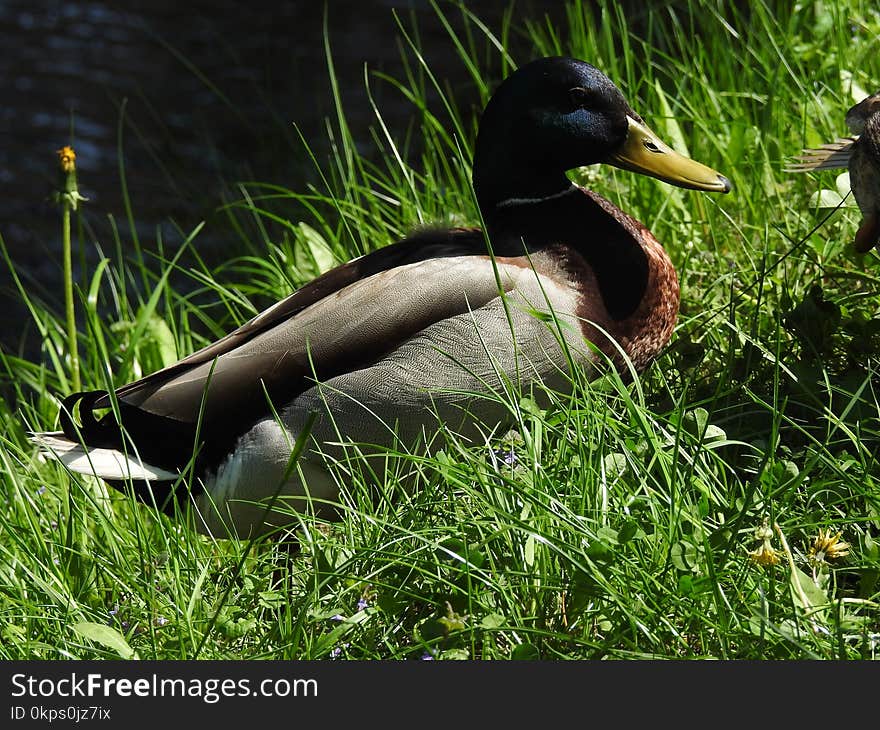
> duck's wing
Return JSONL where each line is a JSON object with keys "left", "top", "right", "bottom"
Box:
{"left": 103, "top": 228, "right": 483, "bottom": 408}
{"left": 60, "top": 227, "right": 540, "bottom": 472}
{"left": 785, "top": 137, "right": 858, "bottom": 172}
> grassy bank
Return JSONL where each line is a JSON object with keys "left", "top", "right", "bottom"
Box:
{"left": 2, "top": 0, "right": 880, "bottom": 659}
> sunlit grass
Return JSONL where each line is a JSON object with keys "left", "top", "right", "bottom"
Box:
{"left": 2, "top": 0, "right": 880, "bottom": 659}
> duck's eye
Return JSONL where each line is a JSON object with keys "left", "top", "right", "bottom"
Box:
{"left": 569, "top": 87, "right": 596, "bottom": 110}
{"left": 643, "top": 139, "right": 662, "bottom": 153}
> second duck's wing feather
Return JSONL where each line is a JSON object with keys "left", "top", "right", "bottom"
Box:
{"left": 786, "top": 137, "right": 858, "bottom": 172}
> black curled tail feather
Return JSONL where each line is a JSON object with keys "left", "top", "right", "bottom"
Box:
{"left": 59, "top": 389, "right": 215, "bottom": 493}
{"left": 58, "top": 389, "right": 205, "bottom": 514}
{"left": 60, "top": 390, "right": 124, "bottom": 450}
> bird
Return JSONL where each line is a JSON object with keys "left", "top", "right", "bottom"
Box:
{"left": 787, "top": 90, "right": 880, "bottom": 253}
{"left": 32, "top": 57, "right": 731, "bottom": 538}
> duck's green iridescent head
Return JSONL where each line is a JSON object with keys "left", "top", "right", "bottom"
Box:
{"left": 473, "top": 57, "right": 730, "bottom": 210}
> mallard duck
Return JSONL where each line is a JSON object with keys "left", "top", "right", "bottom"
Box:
{"left": 33, "top": 57, "right": 730, "bottom": 537}
{"left": 788, "top": 90, "right": 880, "bottom": 252}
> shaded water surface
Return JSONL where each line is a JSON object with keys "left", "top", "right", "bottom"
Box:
{"left": 1, "top": 1, "right": 562, "bottom": 358}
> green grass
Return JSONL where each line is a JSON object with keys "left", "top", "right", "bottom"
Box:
{"left": 2, "top": 0, "right": 880, "bottom": 659}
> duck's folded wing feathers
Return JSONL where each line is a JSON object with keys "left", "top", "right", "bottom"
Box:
{"left": 785, "top": 137, "right": 857, "bottom": 172}
{"left": 61, "top": 228, "right": 563, "bottom": 474}
{"left": 106, "top": 227, "right": 483, "bottom": 408}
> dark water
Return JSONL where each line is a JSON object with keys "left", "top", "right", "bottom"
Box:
{"left": 1, "top": 0, "right": 565, "bottom": 360}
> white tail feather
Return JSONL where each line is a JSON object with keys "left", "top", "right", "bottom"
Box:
{"left": 30, "top": 431, "right": 178, "bottom": 481}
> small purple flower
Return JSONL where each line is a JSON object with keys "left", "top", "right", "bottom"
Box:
{"left": 329, "top": 647, "right": 343, "bottom": 658}
{"left": 108, "top": 605, "right": 119, "bottom": 616}
{"left": 36, "top": 486, "right": 47, "bottom": 496}
{"left": 154, "top": 616, "right": 168, "bottom": 627}
{"left": 50, "top": 520, "right": 58, "bottom": 529}
{"left": 420, "top": 651, "right": 436, "bottom": 661}
{"left": 330, "top": 614, "right": 345, "bottom": 622}
{"left": 356, "top": 598, "right": 369, "bottom": 611}
{"left": 491, "top": 447, "right": 518, "bottom": 466}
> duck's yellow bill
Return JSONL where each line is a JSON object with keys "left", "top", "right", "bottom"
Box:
{"left": 609, "top": 116, "right": 731, "bottom": 193}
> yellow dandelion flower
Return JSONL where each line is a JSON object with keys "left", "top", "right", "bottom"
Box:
{"left": 57, "top": 145, "right": 76, "bottom": 173}
{"left": 748, "top": 542, "right": 781, "bottom": 566}
{"left": 808, "top": 529, "right": 850, "bottom": 564}
{"left": 54, "top": 145, "right": 86, "bottom": 211}
{"left": 748, "top": 519, "right": 780, "bottom": 567}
